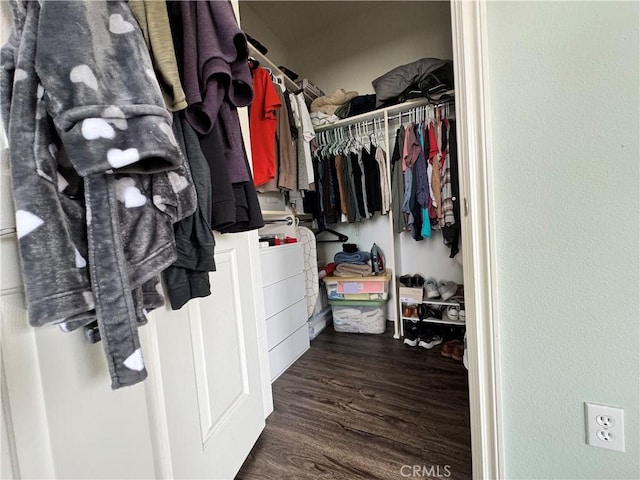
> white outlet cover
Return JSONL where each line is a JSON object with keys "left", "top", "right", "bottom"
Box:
{"left": 585, "top": 402, "right": 625, "bottom": 452}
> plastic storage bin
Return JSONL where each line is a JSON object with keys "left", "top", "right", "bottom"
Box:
{"left": 323, "top": 271, "right": 391, "bottom": 301}
{"left": 329, "top": 300, "right": 387, "bottom": 334}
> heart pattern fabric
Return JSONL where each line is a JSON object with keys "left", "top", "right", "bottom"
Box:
{"left": 15, "top": 210, "right": 44, "bottom": 239}
{"left": 123, "top": 349, "right": 144, "bottom": 371}
{"left": 114, "top": 178, "right": 147, "bottom": 208}
{"left": 107, "top": 148, "right": 139, "bottom": 169}
{"left": 70, "top": 65, "right": 98, "bottom": 90}
{"left": 82, "top": 118, "right": 116, "bottom": 140}
{"left": 109, "top": 14, "right": 135, "bottom": 34}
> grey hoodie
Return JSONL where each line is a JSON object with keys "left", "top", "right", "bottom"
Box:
{"left": 1, "top": 0, "right": 194, "bottom": 388}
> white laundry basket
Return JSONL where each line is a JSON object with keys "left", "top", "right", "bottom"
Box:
{"left": 329, "top": 300, "right": 387, "bottom": 334}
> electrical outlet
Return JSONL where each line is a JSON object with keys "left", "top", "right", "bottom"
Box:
{"left": 585, "top": 403, "right": 625, "bottom": 452}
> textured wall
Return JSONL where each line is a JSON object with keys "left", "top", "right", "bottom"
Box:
{"left": 486, "top": 2, "right": 639, "bottom": 478}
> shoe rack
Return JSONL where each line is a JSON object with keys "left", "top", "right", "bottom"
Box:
{"left": 400, "top": 297, "right": 465, "bottom": 326}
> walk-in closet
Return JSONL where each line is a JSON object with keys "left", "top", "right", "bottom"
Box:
{"left": 238, "top": 1, "right": 471, "bottom": 478}
{"left": 0, "top": 1, "right": 473, "bottom": 479}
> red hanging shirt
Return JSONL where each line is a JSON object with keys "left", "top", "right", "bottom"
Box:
{"left": 249, "top": 67, "right": 281, "bottom": 186}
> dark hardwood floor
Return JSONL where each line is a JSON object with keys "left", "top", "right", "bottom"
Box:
{"left": 237, "top": 325, "right": 471, "bottom": 480}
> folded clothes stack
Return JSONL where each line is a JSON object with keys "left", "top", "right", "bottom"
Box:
{"left": 334, "top": 250, "right": 371, "bottom": 265}
{"left": 310, "top": 111, "right": 339, "bottom": 127}
{"left": 335, "top": 263, "right": 372, "bottom": 277}
{"left": 310, "top": 88, "right": 359, "bottom": 116}
{"left": 333, "top": 249, "right": 373, "bottom": 277}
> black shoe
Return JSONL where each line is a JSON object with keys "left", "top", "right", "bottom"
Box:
{"left": 403, "top": 321, "right": 420, "bottom": 347}
{"left": 419, "top": 331, "right": 443, "bottom": 349}
{"left": 399, "top": 274, "right": 413, "bottom": 288}
{"left": 412, "top": 274, "right": 425, "bottom": 287}
{"left": 425, "top": 305, "right": 443, "bottom": 320}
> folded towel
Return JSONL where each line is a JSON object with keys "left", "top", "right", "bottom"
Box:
{"left": 334, "top": 251, "right": 371, "bottom": 265}
{"left": 334, "top": 263, "right": 372, "bottom": 277}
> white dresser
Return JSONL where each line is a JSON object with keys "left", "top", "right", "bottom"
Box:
{"left": 259, "top": 243, "right": 310, "bottom": 382}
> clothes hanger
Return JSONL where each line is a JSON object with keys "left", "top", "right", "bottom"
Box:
{"left": 370, "top": 119, "right": 379, "bottom": 148}
{"left": 314, "top": 226, "right": 349, "bottom": 243}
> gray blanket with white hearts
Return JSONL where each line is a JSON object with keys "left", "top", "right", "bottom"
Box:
{"left": 0, "top": 0, "right": 195, "bottom": 388}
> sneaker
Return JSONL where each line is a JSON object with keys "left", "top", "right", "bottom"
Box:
{"left": 412, "top": 274, "right": 425, "bottom": 287}
{"left": 459, "top": 301, "right": 466, "bottom": 322}
{"left": 399, "top": 274, "right": 413, "bottom": 287}
{"left": 425, "top": 278, "right": 439, "bottom": 298}
{"left": 438, "top": 281, "right": 458, "bottom": 301}
{"left": 403, "top": 321, "right": 419, "bottom": 347}
{"left": 419, "top": 332, "right": 443, "bottom": 349}
{"left": 424, "top": 305, "right": 442, "bottom": 319}
{"left": 446, "top": 305, "right": 459, "bottom": 321}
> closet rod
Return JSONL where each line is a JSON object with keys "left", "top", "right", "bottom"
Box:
{"left": 247, "top": 44, "right": 299, "bottom": 91}
{"left": 263, "top": 216, "right": 295, "bottom": 226}
{"left": 314, "top": 98, "right": 433, "bottom": 132}
{"left": 387, "top": 101, "right": 456, "bottom": 122}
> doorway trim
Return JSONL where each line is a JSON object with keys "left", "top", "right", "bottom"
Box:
{"left": 450, "top": 1, "right": 504, "bottom": 478}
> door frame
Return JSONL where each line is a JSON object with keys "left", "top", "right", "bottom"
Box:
{"left": 450, "top": 1, "right": 504, "bottom": 478}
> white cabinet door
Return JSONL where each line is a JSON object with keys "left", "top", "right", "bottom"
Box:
{"left": 0, "top": 3, "right": 268, "bottom": 477}
{"left": 145, "top": 230, "right": 268, "bottom": 479}
{"left": 0, "top": 235, "right": 269, "bottom": 480}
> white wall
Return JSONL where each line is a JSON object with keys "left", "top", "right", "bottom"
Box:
{"left": 238, "top": 3, "right": 289, "bottom": 71}
{"left": 287, "top": 2, "right": 453, "bottom": 96}
{"left": 486, "top": 2, "right": 639, "bottom": 478}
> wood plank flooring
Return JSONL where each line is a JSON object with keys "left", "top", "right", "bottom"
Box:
{"left": 237, "top": 325, "right": 471, "bottom": 480}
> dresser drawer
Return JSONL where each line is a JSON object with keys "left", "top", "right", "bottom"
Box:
{"left": 265, "top": 297, "right": 307, "bottom": 350}
{"left": 263, "top": 271, "right": 305, "bottom": 319}
{"left": 260, "top": 243, "right": 303, "bottom": 287}
{"left": 268, "top": 323, "right": 310, "bottom": 382}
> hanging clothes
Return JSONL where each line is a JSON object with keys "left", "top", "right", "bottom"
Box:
{"left": 169, "top": 0, "right": 264, "bottom": 233}
{"left": 391, "top": 126, "right": 407, "bottom": 233}
{"left": 441, "top": 119, "right": 460, "bottom": 258}
{"left": 440, "top": 118, "right": 455, "bottom": 227}
{"left": 342, "top": 151, "right": 358, "bottom": 223}
{"left": 293, "top": 91, "right": 316, "bottom": 191}
{"left": 179, "top": 0, "right": 253, "bottom": 135}
{"left": 128, "top": 0, "right": 187, "bottom": 112}
{"left": 274, "top": 83, "right": 297, "bottom": 191}
{"left": 428, "top": 121, "right": 443, "bottom": 227}
{"left": 162, "top": 112, "right": 216, "bottom": 310}
{"left": 362, "top": 145, "right": 382, "bottom": 215}
{"left": 250, "top": 66, "right": 281, "bottom": 187}
{"left": 1, "top": 0, "right": 192, "bottom": 389}
{"left": 349, "top": 152, "right": 366, "bottom": 221}
{"left": 375, "top": 144, "right": 391, "bottom": 215}
{"left": 334, "top": 154, "right": 348, "bottom": 218}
